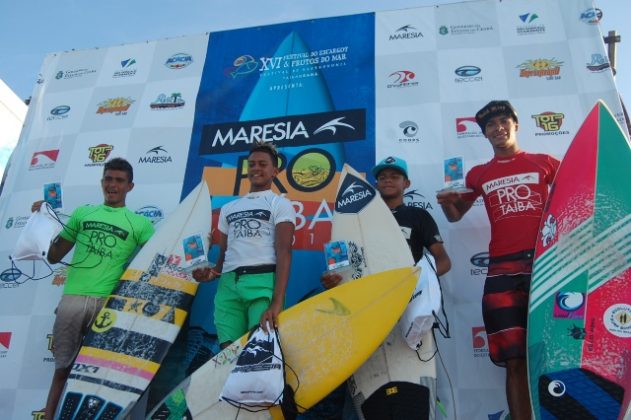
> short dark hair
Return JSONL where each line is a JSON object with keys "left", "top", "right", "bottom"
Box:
{"left": 104, "top": 157, "right": 134, "bottom": 182}
{"left": 248, "top": 141, "right": 279, "bottom": 168}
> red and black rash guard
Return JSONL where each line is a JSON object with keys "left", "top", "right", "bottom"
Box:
{"left": 463, "top": 151, "right": 559, "bottom": 263}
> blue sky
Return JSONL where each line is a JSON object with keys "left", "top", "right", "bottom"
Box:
{"left": 0, "top": 0, "right": 628, "bottom": 106}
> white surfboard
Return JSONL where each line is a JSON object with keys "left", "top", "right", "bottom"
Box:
{"left": 56, "top": 181, "right": 212, "bottom": 419}
{"left": 331, "top": 164, "right": 437, "bottom": 420}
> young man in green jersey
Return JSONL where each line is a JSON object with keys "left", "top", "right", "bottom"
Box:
{"left": 32, "top": 157, "right": 154, "bottom": 419}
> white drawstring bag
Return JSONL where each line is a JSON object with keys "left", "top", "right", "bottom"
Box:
{"left": 220, "top": 324, "right": 285, "bottom": 409}
{"left": 399, "top": 253, "right": 442, "bottom": 350}
{"left": 11, "top": 202, "right": 62, "bottom": 261}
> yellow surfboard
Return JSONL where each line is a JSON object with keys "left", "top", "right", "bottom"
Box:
{"left": 148, "top": 266, "right": 418, "bottom": 419}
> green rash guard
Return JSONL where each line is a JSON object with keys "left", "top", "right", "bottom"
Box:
{"left": 59, "top": 204, "right": 154, "bottom": 297}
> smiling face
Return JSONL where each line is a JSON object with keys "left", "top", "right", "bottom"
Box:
{"left": 101, "top": 169, "right": 134, "bottom": 207}
{"left": 484, "top": 114, "right": 520, "bottom": 156}
{"left": 376, "top": 168, "right": 410, "bottom": 201}
{"left": 247, "top": 150, "right": 278, "bottom": 192}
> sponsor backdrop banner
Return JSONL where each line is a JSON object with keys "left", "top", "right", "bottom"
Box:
{"left": 0, "top": 0, "right": 626, "bottom": 418}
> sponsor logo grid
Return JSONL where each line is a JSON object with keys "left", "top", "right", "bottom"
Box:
{"left": 0, "top": 2, "right": 626, "bottom": 417}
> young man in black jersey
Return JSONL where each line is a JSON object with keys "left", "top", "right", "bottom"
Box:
{"left": 311, "top": 156, "right": 451, "bottom": 420}
{"left": 321, "top": 156, "right": 450, "bottom": 290}
{"left": 373, "top": 156, "right": 451, "bottom": 273}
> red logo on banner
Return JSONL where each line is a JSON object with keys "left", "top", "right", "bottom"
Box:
{"left": 472, "top": 326, "right": 487, "bottom": 349}
{"left": 30, "top": 150, "right": 59, "bottom": 170}
{"left": 0, "top": 332, "right": 12, "bottom": 350}
{"left": 456, "top": 117, "right": 477, "bottom": 133}
{"left": 389, "top": 70, "right": 415, "bottom": 84}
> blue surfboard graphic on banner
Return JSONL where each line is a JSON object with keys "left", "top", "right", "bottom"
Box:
{"left": 241, "top": 31, "right": 334, "bottom": 118}
{"left": 183, "top": 13, "right": 375, "bottom": 337}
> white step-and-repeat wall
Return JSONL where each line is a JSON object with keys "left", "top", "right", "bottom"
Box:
{"left": 0, "top": 0, "right": 626, "bottom": 418}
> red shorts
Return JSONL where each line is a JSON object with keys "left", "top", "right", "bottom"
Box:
{"left": 481, "top": 274, "right": 531, "bottom": 367}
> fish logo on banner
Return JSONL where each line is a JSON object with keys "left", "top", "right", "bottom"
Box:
{"left": 226, "top": 55, "right": 259, "bottom": 78}
{"left": 335, "top": 173, "right": 375, "bottom": 214}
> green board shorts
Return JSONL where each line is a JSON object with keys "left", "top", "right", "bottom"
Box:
{"left": 214, "top": 270, "right": 276, "bottom": 344}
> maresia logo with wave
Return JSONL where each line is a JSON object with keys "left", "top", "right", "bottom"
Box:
{"left": 335, "top": 173, "right": 375, "bottom": 214}
{"left": 200, "top": 109, "right": 365, "bottom": 154}
{"left": 389, "top": 25, "right": 424, "bottom": 41}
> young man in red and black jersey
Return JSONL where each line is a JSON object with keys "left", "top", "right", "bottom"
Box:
{"left": 437, "top": 100, "right": 559, "bottom": 420}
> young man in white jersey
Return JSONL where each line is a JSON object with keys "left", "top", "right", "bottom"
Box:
{"left": 193, "top": 142, "right": 296, "bottom": 349}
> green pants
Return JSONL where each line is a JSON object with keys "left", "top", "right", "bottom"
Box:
{"left": 213, "top": 270, "right": 275, "bottom": 344}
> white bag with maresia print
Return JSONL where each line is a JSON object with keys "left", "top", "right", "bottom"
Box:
{"left": 220, "top": 324, "right": 285, "bottom": 409}
{"left": 399, "top": 252, "right": 442, "bottom": 350}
